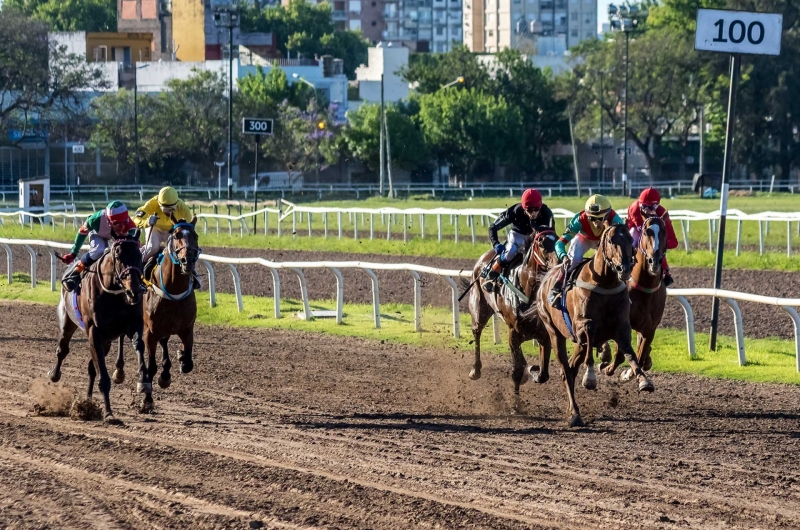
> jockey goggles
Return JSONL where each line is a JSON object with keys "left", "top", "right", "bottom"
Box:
{"left": 640, "top": 202, "right": 659, "bottom": 215}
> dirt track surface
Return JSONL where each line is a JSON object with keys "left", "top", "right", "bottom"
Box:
{"left": 2, "top": 302, "right": 800, "bottom": 529}
{"left": 11, "top": 246, "right": 800, "bottom": 340}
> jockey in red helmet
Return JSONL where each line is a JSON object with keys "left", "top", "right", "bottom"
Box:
{"left": 627, "top": 187, "right": 678, "bottom": 287}
{"left": 484, "top": 188, "right": 555, "bottom": 292}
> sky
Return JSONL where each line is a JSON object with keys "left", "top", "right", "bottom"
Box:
{"left": 598, "top": 0, "right": 613, "bottom": 34}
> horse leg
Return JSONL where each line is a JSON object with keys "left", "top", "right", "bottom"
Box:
{"left": 531, "top": 337, "right": 551, "bottom": 384}
{"left": 129, "top": 324, "right": 150, "bottom": 395}
{"left": 623, "top": 331, "right": 656, "bottom": 385}
{"left": 140, "top": 330, "right": 159, "bottom": 413}
{"left": 553, "top": 333, "right": 582, "bottom": 427}
{"left": 581, "top": 334, "right": 597, "bottom": 391}
{"left": 157, "top": 337, "right": 172, "bottom": 389}
{"left": 112, "top": 335, "right": 125, "bottom": 385}
{"left": 599, "top": 341, "right": 612, "bottom": 366}
{"left": 508, "top": 329, "right": 527, "bottom": 395}
{"left": 86, "top": 359, "right": 96, "bottom": 399}
{"left": 468, "top": 290, "right": 491, "bottom": 381}
{"left": 618, "top": 326, "right": 653, "bottom": 392}
{"left": 48, "top": 298, "right": 77, "bottom": 383}
{"left": 88, "top": 327, "right": 116, "bottom": 422}
{"left": 603, "top": 341, "right": 625, "bottom": 377}
{"left": 178, "top": 327, "right": 194, "bottom": 374}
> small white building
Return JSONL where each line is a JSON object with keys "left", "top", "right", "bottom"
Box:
{"left": 353, "top": 44, "right": 410, "bottom": 106}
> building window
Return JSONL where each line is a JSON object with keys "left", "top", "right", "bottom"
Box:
{"left": 436, "top": 26, "right": 444, "bottom": 35}
{"left": 571, "top": 30, "right": 577, "bottom": 37}
{"left": 488, "top": 13, "right": 495, "bottom": 22}
{"left": 585, "top": 16, "right": 591, "bottom": 24}
{"left": 571, "top": 12, "right": 577, "bottom": 20}
{"left": 372, "top": 1, "right": 376, "bottom": 5}
{"left": 372, "top": 20, "right": 377, "bottom": 25}
{"left": 587, "top": 31, "right": 594, "bottom": 38}
{"left": 121, "top": 0, "right": 137, "bottom": 19}
{"left": 488, "top": 29, "right": 494, "bottom": 36}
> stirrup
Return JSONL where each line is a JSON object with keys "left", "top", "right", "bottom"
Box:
{"left": 548, "top": 288, "right": 562, "bottom": 309}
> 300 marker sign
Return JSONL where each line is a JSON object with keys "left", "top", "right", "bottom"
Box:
{"left": 695, "top": 9, "right": 782, "bottom": 56}
{"left": 242, "top": 118, "right": 273, "bottom": 135}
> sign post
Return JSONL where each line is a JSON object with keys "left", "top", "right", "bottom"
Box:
{"left": 242, "top": 118, "right": 274, "bottom": 232}
{"left": 695, "top": 8, "right": 782, "bottom": 350}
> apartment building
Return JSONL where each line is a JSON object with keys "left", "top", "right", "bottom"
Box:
{"left": 381, "top": 0, "right": 462, "bottom": 52}
{"left": 463, "top": 0, "right": 596, "bottom": 53}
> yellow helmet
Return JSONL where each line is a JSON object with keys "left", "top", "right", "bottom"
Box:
{"left": 585, "top": 194, "right": 611, "bottom": 218}
{"left": 158, "top": 186, "right": 179, "bottom": 208}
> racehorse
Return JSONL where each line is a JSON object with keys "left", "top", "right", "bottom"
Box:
{"left": 48, "top": 237, "right": 146, "bottom": 423}
{"left": 466, "top": 229, "right": 560, "bottom": 394}
{"left": 537, "top": 223, "right": 653, "bottom": 427}
{"left": 599, "top": 216, "right": 668, "bottom": 383}
{"left": 122, "top": 218, "right": 200, "bottom": 413}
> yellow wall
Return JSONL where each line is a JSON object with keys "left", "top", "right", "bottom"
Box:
{"left": 173, "top": 0, "right": 206, "bottom": 61}
{"left": 86, "top": 33, "right": 153, "bottom": 63}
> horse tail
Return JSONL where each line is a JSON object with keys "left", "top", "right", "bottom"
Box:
{"left": 459, "top": 276, "right": 472, "bottom": 292}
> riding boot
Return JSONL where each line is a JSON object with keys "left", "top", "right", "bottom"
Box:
{"left": 143, "top": 256, "right": 157, "bottom": 283}
{"left": 192, "top": 274, "right": 201, "bottom": 290}
{"left": 63, "top": 261, "right": 86, "bottom": 292}
{"left": 483, "top": 260, "right": 503, "bottom": 293}
{"left": 663, "top": 268, "right": 674, "bottom": 287}
{"left": 548, "top": 261, "right": 568, "bottom": 308}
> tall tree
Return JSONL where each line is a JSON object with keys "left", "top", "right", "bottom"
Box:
{"left": 3, "top": 0, "right": 116, "bottom": 32}
{"left": 400, "top": 45, "right": 492, "bottom": 94}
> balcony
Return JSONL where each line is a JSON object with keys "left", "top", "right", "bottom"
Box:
{"left": 332, "top": 10, "right": 347, "bottom": 20}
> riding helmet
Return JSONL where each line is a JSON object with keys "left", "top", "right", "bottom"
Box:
{"left": 105, "top": 201, "right": 130, "bottom": 223}
{"left": 521, "top": 188, "right": 543, "bottom": 210}
{"left": 639, "top": 187, "right": 661, "bottom": 206}
{"left": 585, "top": 194, "right": 611, "bottom": 219}
{"left": 158, "top": 186, "right": 179, "bottom": 208}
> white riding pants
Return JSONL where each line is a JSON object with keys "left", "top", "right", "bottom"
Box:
{"left": 86, "top": 232, "right": 108, "bottom": 261}
{"left": 501, "top": 230, "right": 531, "bottom": 263}
{"left": 566, "top": 232, "right": 600, "bottom": 272}
{"left": 142, "top": 227, "right": 170, "bottom": 262}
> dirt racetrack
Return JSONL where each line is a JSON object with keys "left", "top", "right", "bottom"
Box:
{"left": 1, "top": 301, "right": 800, "bottom": 529}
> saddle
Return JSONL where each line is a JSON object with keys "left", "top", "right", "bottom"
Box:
{"left": 480, "top": 244, "right": 529, "bottom": 280}
{"left": 564, "top": 258, "right": 592, "bottom": 292}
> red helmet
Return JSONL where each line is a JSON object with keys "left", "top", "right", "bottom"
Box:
{"left": 639, "top": 187, "right": 661, "bottom": 205}
{"left": 521, "top": 189, "right": 543, "bottom": 210}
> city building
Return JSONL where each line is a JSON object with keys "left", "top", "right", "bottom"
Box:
{"left": 382, "top": 0, "right": 463, "bottom": 52}
{"left": 463, "top": 0, "right": 596, "bottom": 54}
{"left": 351, "top": 44, "right": 410, "bottom": 110}
{"left": 117, "top": 0, "right": 173, "bottom": 60}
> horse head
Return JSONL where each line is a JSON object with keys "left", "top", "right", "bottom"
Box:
{"left": 600, "top": 222, "right": 635, "bottom": 282}
{"left": 110, "top": 238, "right": 144, "bottom": 305}
{"left": 639, "top": 217, "right": 667, "bottom": 276}
{"left": 529, "top": 229, "right": 560, "bottom": 272}
{"left": 169, "top": 216, "right": 201, "bottom": 277}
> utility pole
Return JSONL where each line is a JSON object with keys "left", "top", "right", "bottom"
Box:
{"left": 599, "top": 71, "right": 605, "bottom": 186}
{"left": 623, "top": 30, "right": 630, "bottom": 196}
{"left": 379, "top": 73, "right": 385, "bottom": 197}
{"left": 227, "top": 23, "right": 234, "bottom": 199}
{"left": 699, "top": 105, "right": 705, "bottom": 174}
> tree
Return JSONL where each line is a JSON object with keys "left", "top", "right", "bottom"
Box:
{"left": 342, "top": 103, "right": 429, "bottom": 174}
{"left": 564, "top": 28, "right": 707, "bottom": 179}
{"left": 416, "top": 88, "right": 519, "bottom": 179}
{"left": 242, "top": 0, "right": 368, "bottom": 79}
{"left": 0, "top": 9, "right": 108, "bottom": 144}
{"left": 400, "top": 45, "right": 493, "bottom": 94}
{"left": 3, "top": 0, "right": 116, "bottom": 32}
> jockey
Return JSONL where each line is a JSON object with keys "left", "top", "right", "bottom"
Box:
{"left": 61, "top": 201, "right": 138, "bottom": 292}
{"left": 627, "top": 187, "right": 678, "bottom": 287}
{"left": 548, "top": 194, "right": 624, "bottom": 307}
{"left": 484, "top": 188, "right": 555, "bottom": 292}
{"left": 133, "top": 186, "right": 198, "bottom": 288}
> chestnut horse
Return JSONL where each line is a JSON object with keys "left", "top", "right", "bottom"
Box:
{"left": 466, "top": 229, "right": 560, "bottom": 393}
{"left": 537, "top": 223, "right": 653, "bottom": 427}
{"left": 120, "top": 218, "right": 200, "bottom": 413}
{"left": 49, "top": 237, "right": 146, "bottom": 423}
{"left": 600, "top": 216, "right": 668, "bottom": 383}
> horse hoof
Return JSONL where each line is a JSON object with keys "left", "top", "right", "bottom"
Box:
{"left": 112, "top": 369, "right": 125, "bottom": 385}
{"left": 47, "top": 369, "right": 61, "bottom": 383}
{"left": 582, "top": 375, "right": 597, "bottom": 390}
{"left": 529, "top": 366, "right": 549, "bottom": 384}
{"left": 643, "top": 358, "right": 653, "bottom": 371}
{"left": 139, "top": 402, "right": 155, "bottom": 414}
{"left": 157, "top": 374, "right": 171, "bottom": 389}
{"left": 136, "top": 382, "right": 152, "bottom": 394}
{"left": 620, "top": 368, "right": 634, "bottom": 383}
{"left": 569, "top": 414, "right": 585, "bottom": 428}
{"left": 468, "top": 368, "right": 481, "bottom": 381}
{"left": 180, "top": 359, "right": 194, "bottom": 374}
{"left": 104, "top": 414, "right": 122, "bottom": 425}
{"left": 638, "top": 377, "right": 654, "bottom": 393}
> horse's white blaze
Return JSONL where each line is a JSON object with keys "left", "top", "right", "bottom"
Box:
{"left": 650, "top": 224, "right": 660, "bottom": 253}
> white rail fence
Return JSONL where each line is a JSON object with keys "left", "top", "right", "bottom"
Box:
{"left": 6, "top": 202, "right": 800, "bottom": 256}
{"left": 1, "top": 238, "right": 799, "bottom": 372}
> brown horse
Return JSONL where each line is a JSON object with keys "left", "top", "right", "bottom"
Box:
{"left": 600, "top": 216, "right": 668, "bottom": 382}
{"left": 131, "top": 218, "right": 200, "bottom": 413}
{"left": 466, "top": 230, "right": 560, "bottom": 393}
{"left": 537, "top": 223, "right": 653, "bottom": 427}
{"left": 49, "top": 237, "right": 147, "bottom": 423}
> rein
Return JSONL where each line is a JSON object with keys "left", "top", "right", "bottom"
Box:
{"left": 98, "top": 239, "right": 142, "bottom": 295}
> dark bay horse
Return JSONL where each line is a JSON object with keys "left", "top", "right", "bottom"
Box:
{"left": 600, "top": 216, "right": 668, "bottom": 383}
{"left": 138, "top": 218, "right": 200, "bottom": 412}
{"left": 49, "top": 238, "right": 146, "bottom": 422}
{"left": 537, "top": 223, "right": 653, "bottom": 427}
{"left": 467, "top": 230, "right": 560, "bottom": 393}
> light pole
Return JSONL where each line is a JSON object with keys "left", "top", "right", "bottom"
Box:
{"left": 215, "top": 161, "right": 225, "bottom": 198}
{"left": 133, "top": 63, "right": 150, "bottom": 184}
{"left": 214, "top": 0, "right": 240, "bottom": 199}
{"left": 589, "top": 68, "right": 612, "bottom": 186}
{"left": 441, "top": 76, "right": 465, "bottom": 89}
{"left": 608, "top": 4, "right": 647, "bottom": 196}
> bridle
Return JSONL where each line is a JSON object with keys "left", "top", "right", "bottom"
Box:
{"left": 530, "top": 229, "right": 558, "bottom": 269}
{"left": 637, "top": 217, "right": 666, "bottom": 272}
{"left": 600, "top": 224, "right": 633, "bottom": 278}
{"left": 100, "top": 238, "right": 142, "bottom": 296}
{"left": 151, "top": 222, "right": 201, "bottom": 301}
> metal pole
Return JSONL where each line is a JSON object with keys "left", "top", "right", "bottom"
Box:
{"left": 568, "top": 102, "right": 581, "bottom": 197}
{"left": 699, "top": 105, "right": 705, "bottom": 174}
{"left": 385, "top": 101, "right": 393, "bottom": 198}
{"left": 253, "top": 135, "right": 259, "bottom": 233}
{"left": 709, "top": 54, "right": 741, "bottom": 351}
{"left": 227, "top": 24, "right": 233, "bottom": 200}
{"left": 134, "top": 66, "right": 139, "bottom": 183}
{"left": 379, "top": 73, "right": 385, "bottom": 196}
{"left": 623, "top": 31, "right": 630, "bottom": 196}
{"left": 599, "top": 71, "right": 604, "bottom": 186}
